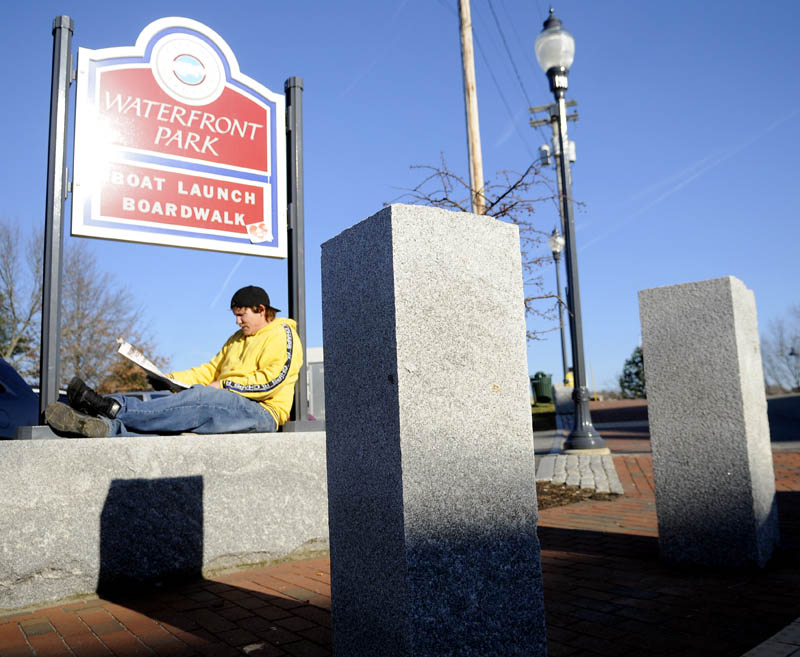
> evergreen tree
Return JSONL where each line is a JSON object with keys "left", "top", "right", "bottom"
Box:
{"left": 619, "top": 346, "right": 646, "bottom": 399}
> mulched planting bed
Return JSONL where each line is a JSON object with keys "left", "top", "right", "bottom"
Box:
{"left": 536, "top": 480, "right": 619, "bottom": 509}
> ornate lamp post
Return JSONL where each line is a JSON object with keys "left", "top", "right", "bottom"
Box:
{"left": 535, "top": 9, "right": 605, "bottom": 451}
{"left": 548, "top": 227, "right": 569, "bottom": 384}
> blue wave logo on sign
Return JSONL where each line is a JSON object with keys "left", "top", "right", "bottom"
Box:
{"left": 172, "top": 54, "right": 205, "bottom": 86}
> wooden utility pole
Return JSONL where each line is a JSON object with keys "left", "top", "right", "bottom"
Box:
{"left": 458, "top": 0, "right": 485, "bottom": 215}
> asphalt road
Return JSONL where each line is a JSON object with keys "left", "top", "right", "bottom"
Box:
{"left": 535, "top": 393, "right": 800, "bottom": 454}
{"left": 767, "top": 393, "right": 800, "bottom": 445}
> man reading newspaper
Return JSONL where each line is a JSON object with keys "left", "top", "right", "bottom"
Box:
{"left": 45, "top": 286, "right": 303, "bottom": 437}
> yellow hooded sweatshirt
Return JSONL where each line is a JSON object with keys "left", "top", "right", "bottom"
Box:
{"left": 169, "top": 318, "right": 303, "bottom": 426}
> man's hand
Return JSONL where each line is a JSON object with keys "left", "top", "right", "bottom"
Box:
{"left": 208, "top": 381, "right": 221, "bottom": 389}
{"left": 146, "top": 373, "right": 173, "bottom": 391}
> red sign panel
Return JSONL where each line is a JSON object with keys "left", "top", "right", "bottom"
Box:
{"left": 98, "top": 68, "right": 269, "bottom": 171}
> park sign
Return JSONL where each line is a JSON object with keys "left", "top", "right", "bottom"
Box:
{"left": 71, "top": 17, "right": 286, "bottom": 258}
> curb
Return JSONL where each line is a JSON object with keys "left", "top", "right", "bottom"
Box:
{"left": 740, "top": 616, "right": 800, "bottom": 655}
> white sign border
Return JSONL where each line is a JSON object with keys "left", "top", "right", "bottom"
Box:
{"left": 71, "top": 17, "right": 287, "bottom": 259}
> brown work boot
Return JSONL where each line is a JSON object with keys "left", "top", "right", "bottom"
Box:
{"left": 45, "top": 402, "right": 110, "bottom": 438}
{"left": 67, "top": 377, "right": 121, "bottom": 418}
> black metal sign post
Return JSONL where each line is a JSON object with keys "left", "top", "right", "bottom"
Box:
{"left": 283, "top": 77, "right": 322, "bottom": 432}
{"left": 39, "top": 16, "right": 74, "bottom": 426}
{"left": 18, "top": 16, "right": 74, "bottom": 439}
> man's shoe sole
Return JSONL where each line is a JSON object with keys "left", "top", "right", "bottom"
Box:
{"left": 45, "top": 402, "right": 109, "bottom": 438}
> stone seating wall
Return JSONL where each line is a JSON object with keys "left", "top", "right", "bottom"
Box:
{"left": 0, "top": 431, "right": 328, "bottom": 612}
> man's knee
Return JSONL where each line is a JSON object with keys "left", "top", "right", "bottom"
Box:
{"left": 177, "top": 385, "right": 208, "bottom": 402}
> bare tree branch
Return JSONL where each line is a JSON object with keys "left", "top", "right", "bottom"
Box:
{"left": 0, "top": 217, "right": 167, "bottom": 389}
{"left": 0, "top": 222, "right": 42, "bottom": 363}
{"left": 388, "top": 155, "right": 559, "bottom": 340}
{"left": 762, "top": 305, "right": 800, "bottom": 392}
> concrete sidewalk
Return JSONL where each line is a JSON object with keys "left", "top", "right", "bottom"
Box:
{"left": 1, "top": 448, "right": 798, "bottom": 657}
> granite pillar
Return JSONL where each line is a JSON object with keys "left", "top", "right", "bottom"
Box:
{"left": 321, "top": 204, "right": 546, "bottom": 656}
{"left": 639, "top": 276, "right": 779, "bottom": 567}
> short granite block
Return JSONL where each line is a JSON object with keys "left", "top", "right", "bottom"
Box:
{"left": 591, "top": 457, "right": 609, "bottom": 493}
{"left": 321, "top": 204, "right": 546, "bottom": 656}
{"left": 602, "top": 456, "right": 625, "bottom": 495}
{"left": 552, "top": 455, "right": 567, "bottom": 484}
{"left": 565, "top": 456, "right": 580, "bottom": 487}
{"left": 578, "top": 455, "right": 594, "bottom": 489}
{"left": 536, "top": 455, "right": 556, "bottom": 482}
{"left": 639, "top": 276, "right": 779, "bottom": 567}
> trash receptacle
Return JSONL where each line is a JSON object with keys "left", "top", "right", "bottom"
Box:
{"left": 531, "top": 371, "right": 553, "bottom": 404}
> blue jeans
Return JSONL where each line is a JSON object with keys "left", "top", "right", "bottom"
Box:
{"left": 103, "top": 385, "right": 278, "bottom": 436}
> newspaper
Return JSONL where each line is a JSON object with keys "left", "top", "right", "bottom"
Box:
{"left": 116, "top": 338, "right": 190, "bottom": 392}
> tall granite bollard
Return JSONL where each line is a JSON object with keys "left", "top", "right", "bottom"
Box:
{"left": 321, "top": 204, "right": 546, "bottom": 656}
{"left": 639, "top": 276, "right": 779, "bottom": 568}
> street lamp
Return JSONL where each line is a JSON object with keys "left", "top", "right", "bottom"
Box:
{"left": 535, "top": 8, "right": 605, "bottom": 451}
{"left": 548, "top": 227, "right": 569, "bottom": 384}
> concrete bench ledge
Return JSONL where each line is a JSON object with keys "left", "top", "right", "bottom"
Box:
{"left": 0, "top": 431, "right": 328, "bottom": 612}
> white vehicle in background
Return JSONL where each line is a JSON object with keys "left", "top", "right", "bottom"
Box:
{"left": 306, "top": 347, "right": 325, "bottom": 422}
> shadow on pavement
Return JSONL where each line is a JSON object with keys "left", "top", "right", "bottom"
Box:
{"left": 538, "top": 489, "right": 800, "bottom": 657}
{"left": 97, "top": 476, "right": 330, "bottom": 656}
{"left": 538, "top": 525, "right": 658, "bottom": 560}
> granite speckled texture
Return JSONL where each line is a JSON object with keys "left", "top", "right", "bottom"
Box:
{"left": 0, "top": 431, "right": 328, "bottom": 611}
{"left": 321, "top": 204, "right": 546, "bottom": 656}
{"left": 639, "top": 276, "right": 779, "bottom": 567}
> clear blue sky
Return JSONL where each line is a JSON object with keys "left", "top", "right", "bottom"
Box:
{"left": 4, "top": 0, "right": 799, "bottom": 390}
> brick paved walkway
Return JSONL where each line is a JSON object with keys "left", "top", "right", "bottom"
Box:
{"left": 0, "top": 558, "right": 333, "bottom": 657}
{"left": 2, "top": 451, "right": 798, "bottom": 657}
{"left": 540, "top": 452, "right": 800, "bottom": 657}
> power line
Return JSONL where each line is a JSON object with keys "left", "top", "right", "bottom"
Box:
{"left": 487, "top": 0, "right": 532, "bottom": 108}
{"left": 436, "top": 0, "right": 457, "bottom": 16}
{"left": 486, "top": 0, "right": 548, "bottom": 145}
{"left": 499, "top": 0, "right": 549, "bottom": 92}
